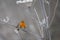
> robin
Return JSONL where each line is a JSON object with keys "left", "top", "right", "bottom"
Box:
{"left": 16, "top": 21, "right": 27, "bottom": 31}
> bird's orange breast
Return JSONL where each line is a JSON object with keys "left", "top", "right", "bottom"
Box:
{"left": 19, "top": 21, "right": 26, "bottom": 29}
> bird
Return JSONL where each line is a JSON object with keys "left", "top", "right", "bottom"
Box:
{"left": 16, "top": 20, "right": 27, "bottom": 31}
